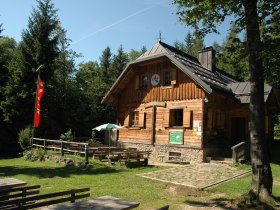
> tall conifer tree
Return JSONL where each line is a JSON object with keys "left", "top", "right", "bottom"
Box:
{"left": 173, "top": 0, "right": 279, "bottom": 203}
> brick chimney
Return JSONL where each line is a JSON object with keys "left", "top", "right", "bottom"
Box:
{"left": 198, "top": 47, "right": 215, "bottom": 71}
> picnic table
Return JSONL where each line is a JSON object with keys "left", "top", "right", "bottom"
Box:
{"left": 0, "top": 178, "right": 27, "bottom": 190}
{"left": 40, "top": 195, "right": 140, "bottom": 210}
{"left": 90, "top": 147, "right": 119, "bottom": 161}
{"left": 108, "top": 150, "right": 150, "bottom": 166}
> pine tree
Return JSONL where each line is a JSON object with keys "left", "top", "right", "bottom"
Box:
{"left": 110, "top": 45, "right": 129, "bottom": 83}
{"left": 173, "top": 0, "right": 278, "bottom": 202}
{"left": 99, "top": 46, "right": 112, "bottom": 85}
{"left": 1, "top": 0, "right": 66, "bottom": 139}
{"left": 262, "top": 11, "right": 280, "bottom": 89}
{"left": 174, "top": 31, "right": 204, "bottom": 58}
{"left": 128, "top": 46, "right": 146, "bottom": 61}
{"left": 215, "top": 24, "right": 249, "bottom": 81}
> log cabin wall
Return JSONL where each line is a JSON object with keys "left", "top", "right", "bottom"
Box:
{"left": 116, "top": 59, "right": 206, "bottom": 161}
{"left": 202, "top": 94, "right": 236, "bottom": 157}
{"left": 103, "top": 41, "right": 279, "bottom": 163}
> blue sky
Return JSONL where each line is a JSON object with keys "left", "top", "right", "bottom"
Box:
{"left": 0, "top": 0, "right": 232, "bottom": 64}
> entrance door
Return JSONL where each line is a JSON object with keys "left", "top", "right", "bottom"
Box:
{"left": 231, "top": 117, "right": 246, "bottom": 146}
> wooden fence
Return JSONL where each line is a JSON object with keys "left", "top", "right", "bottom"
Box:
{"left": 32, "top": 138, "right": 90, "bottom": 163}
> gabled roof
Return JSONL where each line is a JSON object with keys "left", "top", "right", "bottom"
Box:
{"left": 102, "top": 41, "right": 237, "bottom": 104}
{"left": 102, "top": 41, "right": 272, "bottom": 105}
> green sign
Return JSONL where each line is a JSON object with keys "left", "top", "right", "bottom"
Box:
{"left": 169, "top": 131, "right": 183, "bottom": 144}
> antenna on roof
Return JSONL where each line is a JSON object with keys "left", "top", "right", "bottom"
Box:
{"left": 157, "top": 31, "right": 164, "bottom": 42}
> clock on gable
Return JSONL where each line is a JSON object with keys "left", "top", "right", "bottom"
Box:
{"left": 151, "top": 74, "right": 160, "bottom": 86}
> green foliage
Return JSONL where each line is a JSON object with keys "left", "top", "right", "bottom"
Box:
{"left": 1, "top": 0, "right": 62, "bottom": 138}
{"left": 2, "top": 154, "right": 280, "bottom": 209}
{"left": 18, "top": 125, "right": 32, "bottom": 150}
{"left": 111, "top": 45, "right": 129, "bottom": 81}
{"left": 60, "top": 129, "right": 74, "bottom": 141}
{"left": 23, "top": 148, "right": 46, "bottom": 161}
{"left": 261, "top": 11, "right": 280, "bottom": 89}
{"left": 0, "top": 1, "right": 141, "bottom": 151}
{"left": 128, "top": 46, "right": 146, "bottom": 61}
{"left": 174, "top": 31, "right": 205, "bottom": 58}
{"left": 274, "top": 116, "right": 280, "bottom": 140}
{"left": 173, "top": 0, "right": 278, "bottom": 199}
{"left": 214, "top": 24, "right": 249, "bottom": 81}
{"left": 88, "top": 131, "right": 102, "bottom": 146}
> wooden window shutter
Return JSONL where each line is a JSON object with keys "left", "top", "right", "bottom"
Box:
{"left": 135, "top": 75, "right": 139, "bottom": 90}
{"left": 183, "top": 110, "right": 192, "bottom": 128}
{"left": 124, "top": 112, "right": 130, "bottom": 127}
{"left": 139, "top": 111, "right": 145, "bottom": 127}
{"left": 171, "top": 69, "right": 177, "bottom": 85}
{"left": 163, "top": 109, "right": 170, "bottom": 128}
{"left": 207, "top": 110, "right": 212, "bottom": 129}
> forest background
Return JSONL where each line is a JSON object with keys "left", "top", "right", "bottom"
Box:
{"left": 0, "top": 0, "right": 279, "bottom": 154}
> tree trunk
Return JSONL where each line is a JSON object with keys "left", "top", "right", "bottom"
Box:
{"left": 243, "top": 0, "right": 273, "bottom": 201}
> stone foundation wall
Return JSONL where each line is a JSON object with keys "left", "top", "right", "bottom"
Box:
{"left": 118, "top": 141, "right": 203, "bottom": 163}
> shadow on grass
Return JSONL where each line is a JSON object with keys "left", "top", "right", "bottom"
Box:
{"left": 184, "top": 195, "right": 277, "bottom": 210}
{"left": 1, "top": 158, "right": 157, "bottom": 179}
{"left": 270, "top": 141, "right": 280, "bottom": 165}
{"left": 1, "top": 163, "right": 121, "bottom": 179}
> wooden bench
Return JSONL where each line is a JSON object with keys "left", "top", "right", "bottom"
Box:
{"left": 108, "top": 151, "right": 149, "bottom": 167}
{"left": 91, "top": 147, "right": 126, "bottom": 161}
{"left": 0, "top": 187, "right": 90, "bottom": 209}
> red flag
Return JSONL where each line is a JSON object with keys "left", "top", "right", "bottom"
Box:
{"left": 34, "top": 77, "right": 44, "bottom": 127}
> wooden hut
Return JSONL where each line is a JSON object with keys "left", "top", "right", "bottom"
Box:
{"left": 102, "top": 41, "right": 280, "bottom": 163}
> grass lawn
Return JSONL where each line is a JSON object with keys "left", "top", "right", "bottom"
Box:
{"left": 1, "top": 148, "right": 280, "bottom": 209}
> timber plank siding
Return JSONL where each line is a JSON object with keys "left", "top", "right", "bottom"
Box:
{"left": 119, "top": 60, "right": 205, "bottom": 105}
{"left": 117, "top": 59, "right": 206, "bottom": 148}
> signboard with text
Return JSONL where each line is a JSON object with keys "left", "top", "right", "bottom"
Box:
{"left": 169, "top": 130, "right": 183, "bottom": 144}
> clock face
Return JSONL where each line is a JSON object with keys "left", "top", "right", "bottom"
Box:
{"left": 151, "top": 74, "right": 160, "bottom": 86}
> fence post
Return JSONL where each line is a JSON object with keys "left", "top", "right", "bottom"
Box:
{"left": 70, "top": 190, "right": 75, "bottom": 203}
{"left": 85, "top": 144, "right": 89, "bottom": 164}
{"left": 61, "top": 141, "right": 64, "bottom": 156}
{"left": 43, "top": 139, "right": 46, "bottom": 151}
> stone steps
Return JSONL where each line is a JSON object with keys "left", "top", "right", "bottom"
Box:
{"left": 207, "top": 157, "right": 233, "bottom": 164}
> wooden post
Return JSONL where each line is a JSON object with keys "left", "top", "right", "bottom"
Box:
{"left": 85, "top": 144, "right": 89, "bottom": 164}
{"left": 43, "top": 139, "right": 46, "bottom": 151}
{"left": 151, "top": 106, "right": 156, "bottom": 145}
{"left": 61, "top": 141, "right": 64, "bottom": 156}
{"left": 71, "top": 191, "right": 75, "bottom": 203}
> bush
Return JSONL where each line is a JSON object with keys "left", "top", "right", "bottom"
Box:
{"left": 274, "top": 115, "right": 280, "bottom": 140}
{"left": 88, "top": 131, "right": 102, "bottom": 146}
{"left": 18, "top": 126, "right": 32, "bottom": 150}
{"left": 23, "top": 148, "right": 46, "bottom": 161}
{"left": 60, "top": 129, "right": 74, "bottom": 141}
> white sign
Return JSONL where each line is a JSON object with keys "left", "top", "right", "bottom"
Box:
{"left": 193, "top": 120, "right": 202, "bottom": 136}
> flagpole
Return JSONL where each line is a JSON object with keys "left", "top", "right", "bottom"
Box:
{"left": 31, "top": 65, "right": 43, "bottom": 150}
